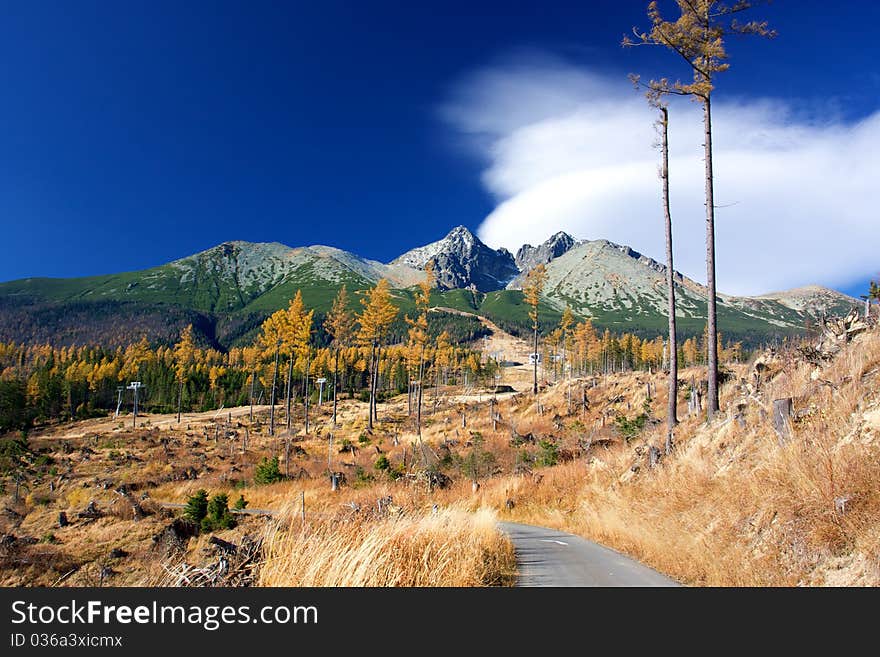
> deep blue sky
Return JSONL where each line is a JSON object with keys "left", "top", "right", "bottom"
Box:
{"left": 1, "top": 1, "right": 876, "bottom": 297}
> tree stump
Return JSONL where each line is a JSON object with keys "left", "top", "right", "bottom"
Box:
{"left": 772, "top": 398, "right": 793, "bottom": 443}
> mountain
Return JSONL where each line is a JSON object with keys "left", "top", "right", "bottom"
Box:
{"left": 391, "top": 226, "right": 519, "bottom": 292}
{"left": 0, "top": 231, "right": 859, "bottom": 350}
{"left": 514, "top": 231, "right": 579, "bottom": 273}
{"left": 513, "top": 238, "right": 857, "bottom": 342}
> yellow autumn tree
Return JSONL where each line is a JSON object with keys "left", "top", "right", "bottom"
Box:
{"left": 173, "top": 324, "right": 196, "bottom": 423}
{"left": 357, "top": 279, "right": 398, "bottom": 429}
{"left": 522, "top": 264, "right": 548, "bottom": 394}
{"left": 324, "top": 285, "right": 356, "bottom": 425}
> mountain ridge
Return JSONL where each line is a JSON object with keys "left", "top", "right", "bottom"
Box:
{"left": 0, "top": 228, "right": 859, "bottom": 349}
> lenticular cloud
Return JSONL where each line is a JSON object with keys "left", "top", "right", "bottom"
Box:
{"left": 442, "top": 58, "right": 880, "bottom": 296}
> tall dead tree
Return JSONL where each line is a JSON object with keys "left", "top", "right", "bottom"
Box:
{"left": 626, "top": 0, "right": 776, "bottom": 420}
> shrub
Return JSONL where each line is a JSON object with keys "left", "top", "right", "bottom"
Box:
{"left": 254, "top": 456, "right": 283, "bottom": 485}
{"left": 183, "top": 489, "right": 209, "bottom": 523}
{"left": 202, "top": 493, "right": 236, "bottom": 532}
{"left": 354, "top": 466, "right": 373, "bottom": 487}
{"left": 536, "top": 439, "right": 558, "bottom": 467}
{"left": 374, "top": 454, "right": 390, "bottom": 472}
{"left": 232, "top": 494, "right": 248, "bottom": 511}
{"left": 615, "top": 412, "right": 647, "bottom": 443}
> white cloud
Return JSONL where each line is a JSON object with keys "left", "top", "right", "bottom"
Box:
{"left": 442, "top": 57, "right": 880, "bottom": 296}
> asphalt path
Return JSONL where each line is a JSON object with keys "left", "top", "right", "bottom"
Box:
{"left": 499, "top": 522, "right": 680, "bottom": 587}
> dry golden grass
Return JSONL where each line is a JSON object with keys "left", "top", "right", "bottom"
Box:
{"left": 7, "top": 323, "right": 879, "bottom": 588}
{"left": 259, "top": 507, "right": 515, "bottom": 587}
{"left": 460, "top": 329, "right": 880, "bottom": 586}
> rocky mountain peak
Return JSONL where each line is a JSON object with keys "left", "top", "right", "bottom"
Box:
{"left": 391, "top": 226, "right": 518, "bottom": 292}
{"left": 514, "top": 231, "right": 578, "bottom": 273}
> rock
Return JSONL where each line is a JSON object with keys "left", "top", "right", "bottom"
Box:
{"left": 152, "top": 518, "right": 199, "bottom": 554}
{"left": 391, "top": 226, "right": 519, "bottom": 292}
{"left": 514, "top": 231, "right": 578, "bottom": 275}
{"left": 209, "top": 536, "right": 238, "bottom": 555}
{"left": 78, "top": 501, "right": 103, "bottom": 519}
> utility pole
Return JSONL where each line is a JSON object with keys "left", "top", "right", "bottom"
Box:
{"left": 114, "top": 386, "right": 124, "bottom": 419}
{"left": 127, "top": 381, "right": 143, "bottom": 428}
{"left": 304, "top": 348, "right": 310, "bottom": 434}
{"left": 317, "top": 378, "right": 327, "bottom": 407}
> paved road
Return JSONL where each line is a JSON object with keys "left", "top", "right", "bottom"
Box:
{"left": 159, "top": 502, "right": 275, "bottom": 517}
{"left": 498, "top": 522, "right": 680, "bottom": 587}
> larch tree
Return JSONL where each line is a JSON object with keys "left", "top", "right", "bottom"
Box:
{"left": 558, "top": 305, "right": 575, "bottom": 380}
{"left": 625, "top": 0, "right": 775, "bottom": 420}
{"left": 523, "top": 264, "right": 548, "bottom": 395}
{"left": 256, "top": 292, "right": 312, "bottom": 436}
{"left": 406, "top": 262, "right": 435, "bottom": 437}
{"left": 357, "top": 279, "right": 398, "bottom": 430}
{"left": 324, "top": 285, "right": 356, "bottom": 426}
{"left": 284, "top": 291, "right": 314, "bottom": 435}
{"left": 173, "top": 324, "right": 196, "bottom": 424}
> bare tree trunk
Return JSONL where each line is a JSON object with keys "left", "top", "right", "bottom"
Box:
{"left": 285, "top": 352, "right": 293, "bottom": 434}
{"left": 532, "top": 326, "right": 539, "bottom": 395}
{"left": 372, "top": 345, "right": 379, "bottom": 423}
{"left": 416, "top": 347, "right": 425, "bottom": 437}
{"left": 177, "top": 379, "right": 183, "bottom": 424}
{"left": 304, "top": 348, "right": 310, "bottom": 434}
{"left": 661, "top": 106, "right": 678, "bottom": 453}
{"left": 367, "top": 343, "right": 375, "bottom": 431}
{"left": 249, "top": 369, "right": 255, "bottom": 423}
{"left": 703, "top": 95, "right": 719, "bottom": 419}
{"left": 269, "top": 343, "right": 280, "bottom": 436}
{"left": 332, "top": 348, "right": 339, "bottom": 426}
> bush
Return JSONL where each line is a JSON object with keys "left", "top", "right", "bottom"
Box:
{"left": 354, "top": 466, "right": 373, "bottom": 487}
{"left": 232, "top": 494, "right": 248, "bottom": 511}
{"left": 254, "top": 456, "right": 283, "bottom": 485}
{"left": 536, "top": 439, "right": 558, "bottom": 467}
{"left": 614, "top": 412, "right": 647, "bottom": 443}
{"left": 374, "top": 454, "right": 390, "bottom": 472}
{"left": 202, "top": 493, "right": 236, "bottom": 532}
{"left": 183, "top": 489, "right": 209, "bottom": 523}
{"left": 0, "top": 437, "right": 28, "bottom": 458}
